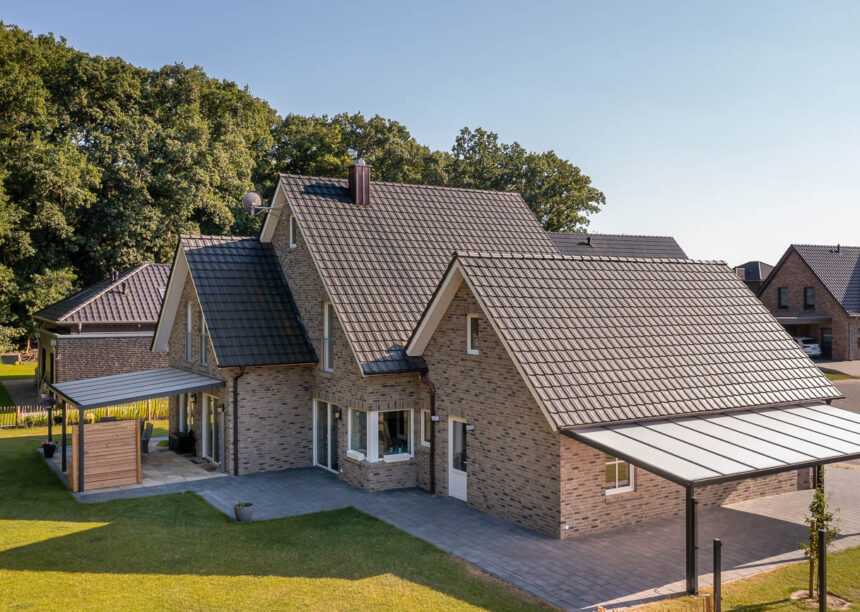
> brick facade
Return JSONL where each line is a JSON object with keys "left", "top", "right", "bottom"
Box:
{"left": 759, "top": 250, "right": 859, "bottom": 360}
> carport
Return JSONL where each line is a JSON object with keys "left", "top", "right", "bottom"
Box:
{"left": 47, "top": 367, "right": 225, "bottom": 491}
{"left": 565, "top": 403, "right": 860, "bottom": 594}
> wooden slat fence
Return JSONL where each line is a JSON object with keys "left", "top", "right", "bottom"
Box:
{"left": 0, "top": 397, "right": 168, "bottom": 428}
{"left": 70, "top": 419, "right": 141, "bottom": 492}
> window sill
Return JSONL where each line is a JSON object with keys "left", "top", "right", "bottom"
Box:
{"left": 605, "top": 486, "right": 634, "bottom": 497}
{"left": 382, "top": 453, "right": 412, "bottom": 463}
{"left": 420, "top": 441, "right": 431, "bottom": 449}
{"left": 465, "top": 350, "right": 479, "bottom": 356}
{"left": 347, "top": 450, "right": 366, "bottom": 461}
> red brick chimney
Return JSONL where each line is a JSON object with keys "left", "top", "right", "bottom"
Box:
{"left": 348, "top": 159, "right": 371, "bottom": 205}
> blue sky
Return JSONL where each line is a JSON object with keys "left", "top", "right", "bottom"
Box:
{"left": 4, "top": 1, "right": 859, "bottom": 264}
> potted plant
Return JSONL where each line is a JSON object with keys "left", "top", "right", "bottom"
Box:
{"left": 234, "top": 502, "right": 254, "bottom": 522}
{"left": 41, "top": 441, "right": 57, "bottom": 458}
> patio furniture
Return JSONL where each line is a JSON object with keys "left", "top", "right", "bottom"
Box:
{"left": 141, "top": 422, "right": 153, "bottom": 456}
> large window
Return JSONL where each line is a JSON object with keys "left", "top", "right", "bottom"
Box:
{"left": 178, "top": 393, "right": 194, "bottom": 433}
{"left": 185, "top": 302, "right": 193, "bottom": 362}
{"left": 379, "top": 410, "right": 411, "bottom": 459}
{"left": 200, "top": 311, "right": 208, "bottom": 365}
{"left": 348, "top": 408, "right": 368, "bottom": 458}
{"left": 420, "top": 409, "right": 432, "bottom": 447}
{"left": 466, "top": 314, "right": 480, "bottom": 355}
{"left": 605, "top": 455, "right": 634, "bottom": 495}
{"left": 777, "top": 287, "right": 789, "bottom": 309}
{"left": 323, "top": 302, "right": 334, "bottom": 372}
{"left": 804, "top": 287, "right": 816, "bottom": 310}
{"left": 289, "top": 215, "right": 298, "bottom": 248}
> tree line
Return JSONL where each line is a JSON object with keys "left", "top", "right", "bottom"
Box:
{"left": 0, "top": 23, "right": 604, "bottom": 350}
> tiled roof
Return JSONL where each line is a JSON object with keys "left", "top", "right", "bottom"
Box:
{"left": 33, "top": 264, "right": 170, "bottom": 324}
{"left": 181, "top": 235, "right": 316, "bottom": 367}
{"left": 549, "top": 232, "right": 687, "bottom": 259}
{"left": 733, "top": 261, "right": 773, "bottom": 282}
{"left": 449, "top": 252, "right": 841, "bottom": 429}
{"left": 278, "top": 174, "right": 559, "bottom": 374}
{"left": 790, "top": 245, "right": 860, "bottom": 315}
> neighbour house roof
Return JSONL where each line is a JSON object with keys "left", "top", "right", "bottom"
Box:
{"left": 266, "top": 174, "right": 559, "bottom": 374}
{"left": 549, "top": 232, "right": 688, "bottom": 259}
{"left": 407, "top": 252, "right": 841, "bottom": 430}
{"left": 733, "top": 261, "right": 773, "bottom": 282}
{"left": 175, "top": 235, "right": 317, "bottom": 367}
{"left": 33, "top": 263, "right": 170, "bottom": 325}
{"left": 765, "top": 244, "right": 860, "bottom": 315}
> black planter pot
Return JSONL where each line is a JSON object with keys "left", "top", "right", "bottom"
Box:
{"left": 42, "top": 445, "right": 56, "bottom": 459}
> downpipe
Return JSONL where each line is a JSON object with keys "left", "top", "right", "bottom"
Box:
{"left": 232, "top": 367, "right": 246, "bottom": 476}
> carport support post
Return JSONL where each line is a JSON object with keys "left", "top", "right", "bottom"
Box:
{"left": 818, "top": 527, "right": 827, "bottom": 612}
{"left": 713, "top": 538, "right": 722, "bottom": 612}
{"left": 686, "top": 485, "right": 699, "bottom": 594}
{"left": 77, "top": 406, "right": 85, "bottom": 492}
{"left": 61, "top": 401, "right": 67, "bottom": 472}
{"left": 48, "top": 402, "right": 52, "bottom": 442}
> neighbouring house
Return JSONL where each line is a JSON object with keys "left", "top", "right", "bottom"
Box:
{"left": 34, "top": 264, "right": 170, "bottom": 390}
{"left": 758, "top": 244, "right": 860, "bottom": 360}
{"left": 50, "top": 164, "right": 860, "bottom": 593}
{"left": 734, "top": 260, "right": 773, "bottom": 293}
{"left": 549, "top": 232, "right": 688, "bottom": 258}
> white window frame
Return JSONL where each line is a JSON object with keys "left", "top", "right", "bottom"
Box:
{"left": 347, "top": 407, "right": 370, "bottom": 461}
{"left": 466, "top": 313, "right": 480, "bottom": 355}
{"left": 605, "top": 455, "right": 635, "bottom": 496}
{"left": 289, "top": 214, "right": 298, "bottom": 249}
{"left": 322, "top": 301, "right": 334, "bottom": 373}
{"left": 199, "top": 310, "right": 208, "bottom": 366}
{"left": 420, "top": 409, "right": 431, "bottom": 447}
{"left": 185, "top": 302, "right": 193, "bottom": 362}
{"left": 378, "top": 409, "right": 413, "bottom": 463}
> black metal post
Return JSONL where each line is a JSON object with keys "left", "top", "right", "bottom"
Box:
{"left": 818, "top": 527, "right": 827, "bottom": 612}
{"left": 713, "top": 538, "right": 722, "bottom": 612}
{"left": 77, "top": 407, "right": 85, "bottom": 492}
{"left": 686, "top": 485, "right": 699, "bottom": 594}
{"left": 61, "top": 402, "right": 67, "bottom": 472}
{"left": 48, "top": 402, "right": 52, "bottom": 442}
{"left": 814, "top": 465, "right": 822, "bottom": 490}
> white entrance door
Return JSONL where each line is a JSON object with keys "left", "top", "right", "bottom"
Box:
{"left": 448, "top": 417, "right": 467, "bottom": 501}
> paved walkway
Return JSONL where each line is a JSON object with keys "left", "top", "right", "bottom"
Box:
{"left": 820, "top": 359, "right": 860, "bottom": 378}
{"left": 77, "top": 465, "right": 860, "bottom": 611}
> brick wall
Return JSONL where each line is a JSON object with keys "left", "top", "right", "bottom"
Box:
{"left": 420, "top": 282, "right": 562, "bottom": 537}
{"left": 759, "top": 250, "right": 856, "bottom": 360}
{"left": 53, "top": 333, "right": 168, "bottom": 383}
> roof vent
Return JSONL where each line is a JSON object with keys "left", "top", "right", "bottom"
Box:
{"left": 348, "top": 159, "right": 371, "bottom": 205}
{"left": 837, "top": 244, "right": 841, "bottom": 253}
{"left": 585, "top": 236, "right": 593, "bottom": 247}
{"left": 110, "top": 269, "right": 118, "bottom": 282}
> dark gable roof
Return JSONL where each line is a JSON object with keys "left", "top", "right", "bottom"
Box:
{"left": 733, "top": 261, "right": 773, "bottom": 282}
{"left": 448, "top": 252, "right": 840, "bottom": 429}
{"left": 549, "top": 232, "right": 687, "bottom": 259}
{"left": 34, "top": 264, "right": 170, "bottom": 324}
{"left": 181, "top": 235, "right": 316, "bottom": 367}
{"left": 789, "top": 245, "right": 860, "bottom": 315}
{"left": 278, "top": 174, "right": 559, "bottom": 374}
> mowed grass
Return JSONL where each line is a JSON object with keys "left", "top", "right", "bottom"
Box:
{"left": 0, "top": 427, "right": 547, "bottom": 611}
{"left": 633, "top": 543, "right": 860, "bottom": 612}
{"left": 0, "top": 363, "right": 37, "bottom": 406}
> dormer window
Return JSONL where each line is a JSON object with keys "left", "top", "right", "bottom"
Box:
{"left": 185, "top": 302, "right": 192, "bottom": 362}
{"left": 289, "top": 214, "right": 298, "bottom": 249}
{"left": 466, "top": 314, "right": 479, "bottom": 355}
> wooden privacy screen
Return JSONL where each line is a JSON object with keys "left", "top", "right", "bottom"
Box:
{"left": 70, "top": 419, "right": 141, "bottom": 492}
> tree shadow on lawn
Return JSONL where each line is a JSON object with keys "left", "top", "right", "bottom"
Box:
{"left": 0, "top": 431, "right": 547, "bottom": 611}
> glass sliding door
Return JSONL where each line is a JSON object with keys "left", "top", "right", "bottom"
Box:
{"left": 313, "top": 400, "right": 339, "bottom": 472}
{"left": 202, "top": 395, "right": 220, "bottom": 463}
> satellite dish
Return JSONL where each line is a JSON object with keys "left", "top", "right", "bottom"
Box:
{"left": 241, "top": 190, "right": 263, "bottom": 214}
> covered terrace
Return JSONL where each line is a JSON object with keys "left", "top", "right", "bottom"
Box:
{"left": 46, "top": 367, "right": 225, "bottom": 492}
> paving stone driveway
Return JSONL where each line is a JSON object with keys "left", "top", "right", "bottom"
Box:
{"left": 80, "top": 465, "right": 860, "bottom": 611}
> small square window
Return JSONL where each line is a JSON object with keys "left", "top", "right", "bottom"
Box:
{"left": 466, "top": 314, "right": 480, "bottom": 355}
{"left": 605, "top": 455, "right": 634, "bottom": 495}
{"left": 289, "top": 215, "right": 298, "bottom": 249}
{"left": 777, "top": 287, "right": 789, "bottom": 309}
{"left": 804, "top": 287, "right": 815, "bottom": 310}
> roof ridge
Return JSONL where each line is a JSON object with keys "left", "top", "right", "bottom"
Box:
{"left": 549, "top": 231, "right": 678, "bottom": 240}
{"left": 278, "top": 173, "right": 524, "bottom": 198}
{"left": 60, "top": 264, "right": 148, "bottom": 322}
{"left": 454, "top": 250, "right": 727, "bottom": 266}
{"left": 792, "top": 243, "right": 860, "bottom": 250}
{"left": 180, "top": 233, "right": 255, "bottom": 241}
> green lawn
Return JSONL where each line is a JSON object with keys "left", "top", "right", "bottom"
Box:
{"left": 635, "top": 547, "right": 860, "bottom": 611}
{"left": 0, "top": 426, "right": 546, "bottom": 611}
{"left": 0, "top": 363, "right": 37, "bottom": 407}
{"left": 824, "top": 370, "right": 857, "bottom": 381}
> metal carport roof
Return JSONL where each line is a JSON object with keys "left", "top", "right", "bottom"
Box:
{"left": 49, "top": 367, "right": 225, "bottom": 409}
{"left": 565, "top": 403, "right": 860, "bottom": 487}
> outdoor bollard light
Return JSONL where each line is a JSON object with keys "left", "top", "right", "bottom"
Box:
{"left": 713, "top": 538, "right": 722, "bottom": 612}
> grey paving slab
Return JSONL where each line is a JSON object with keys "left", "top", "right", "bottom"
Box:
{"left": 74, "top": 464, "right": 860, "bottom": 611}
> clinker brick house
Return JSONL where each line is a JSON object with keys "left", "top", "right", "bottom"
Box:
{"left": 758, "top": 244, "right": 860, "bottom": 360}
{"left": 51, "top": 165, "right": 860, "bottom": 593}
{"left": 34, "top": 264, "right": 170, "bottom": 390}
